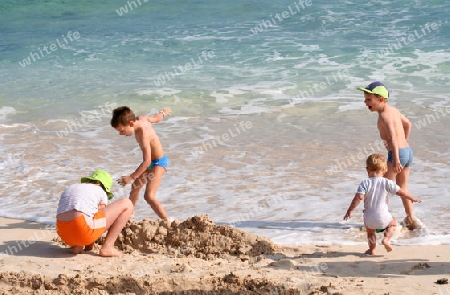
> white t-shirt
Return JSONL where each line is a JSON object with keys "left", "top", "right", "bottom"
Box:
{"left": 56, "top": 183, "right": 108, "bottom": 217}
{"left": 356, "top": 177, "right": 400, "bottom": 229}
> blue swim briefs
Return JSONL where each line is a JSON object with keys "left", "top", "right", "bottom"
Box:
{"left": 147, "top": 154, "right": 168, "bottom": 170}
{"left": 387, "top": 147, "right": 413, "bottom": 168}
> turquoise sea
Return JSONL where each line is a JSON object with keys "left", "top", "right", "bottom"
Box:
{"left": 1, "top": 0, "right": 449, "bottom": 245}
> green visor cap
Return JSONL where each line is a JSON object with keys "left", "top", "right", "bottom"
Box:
{"left": 81, "top": 169, "right": 114, "bottom": 200}
{"left": 357, "top": 81, "right": 389, "bottom": 99}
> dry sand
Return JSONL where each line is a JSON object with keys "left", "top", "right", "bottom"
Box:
{"left": 0, "top": 215, "right": 448, "bottom": 295}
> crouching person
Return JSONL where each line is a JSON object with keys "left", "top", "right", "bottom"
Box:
{"left": 56, "top": 169, "right": 133, "bottom": 257}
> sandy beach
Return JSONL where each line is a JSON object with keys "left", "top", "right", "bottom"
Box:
{"left": 0, "top": 215, "right": 448, "bottom": 295}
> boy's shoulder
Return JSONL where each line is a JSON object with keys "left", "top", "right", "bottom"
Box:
{"left": 386, "top": 104, "right": 403, "bottom": 113}
{"left": 142, "top": 118, "right": 155, "bottom": 130}
{"left": 379, "top": 104, "right": 403, "bottom": 119}
{"left": 135, "top": 117, "right": 153, "bottom": 128}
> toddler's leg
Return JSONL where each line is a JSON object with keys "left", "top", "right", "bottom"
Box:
{"left": 365, "top": 227, "right": 377, "bottom": 255}
{"left": 382, "top": 218, "right": 397, "bottom": 252}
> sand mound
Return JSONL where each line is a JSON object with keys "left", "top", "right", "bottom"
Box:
{"left": 112, "top": 214, "right": 280, "bottom": 259}
{"left": 0, "top": 271, "right": 309, "bottom": 295}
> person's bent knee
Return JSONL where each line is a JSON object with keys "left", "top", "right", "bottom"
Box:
{"left": 121, "top": 198, "right": 133, "bottom": 209}
{"left": 144, "top": 195, "right": 158, "bottom": 206}
{"left": 113, "top": 198, "right": 133, "bottom": 211}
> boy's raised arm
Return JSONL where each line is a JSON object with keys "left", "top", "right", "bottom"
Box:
{"left": 146, "top": 108, "right": 172, "bottom": 123}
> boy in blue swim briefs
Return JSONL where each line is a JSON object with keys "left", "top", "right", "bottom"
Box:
{"left": 357, "top": 81, "right": 417, "bottom": 230}
{"left": 111, "top": 106, "right": 171, "bottom": 219}
{"left": 344, "top": 154, "right": 421, "bottom": 255}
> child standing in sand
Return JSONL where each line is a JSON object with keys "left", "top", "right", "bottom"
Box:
{"left": 357, "top": 81, "right": 418, "bottom": 230}
{"left": 344, "top": 154, "right": 421, "bottom": 255}
{"left": 111, "top": 106, "right": 171, "bottom": 219}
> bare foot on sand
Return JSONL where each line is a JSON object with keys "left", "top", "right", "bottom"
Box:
{"left": 99, "top": 247, "right": 122, "bottom": 257}
{"left": 365, "top": 249, "right": 376, "bottom": 255}
{"left": 71, "top": 246, "right": 84, "bottom": 254}
{"left": 382, "top": 238, "right": 393, "bottom": 252}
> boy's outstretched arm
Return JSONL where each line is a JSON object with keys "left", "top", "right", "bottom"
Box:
{"left": 396, "top": 188, "right": 421, "bottom": 203}
{"left": 146, "top": 108, "right": 172, "bottom": 123}
{"left": 344, "top": 194, "right": 364, "bottom": 220}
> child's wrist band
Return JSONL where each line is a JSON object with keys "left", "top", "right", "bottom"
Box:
{"left": 159, "top": 110, "right": 166, "bottom": 118}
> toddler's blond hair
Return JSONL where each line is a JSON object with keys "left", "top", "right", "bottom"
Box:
{"left": 366, "top": 153, "right": 387, "bottom": 173}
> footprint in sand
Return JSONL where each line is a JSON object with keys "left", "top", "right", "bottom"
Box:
{"left": 267, "top": 259, "right": 296, "bottom": 270}
{"left": 399, "top": 262, "right": 430, "bottom": 275}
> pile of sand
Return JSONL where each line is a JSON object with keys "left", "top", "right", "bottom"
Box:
{"left": 0, "top": 271, "right": 311, "bottom": 295}
{"left": 112, "top": 214, "right": 281, "bottom": 259}
{"left": 3, "top": 215, "right": 312, "bottom": 294}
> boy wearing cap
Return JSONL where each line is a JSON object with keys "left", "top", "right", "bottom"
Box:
{"left": 111, "top": 106, "right": 171, "bottom": 219}
{"left": 357, "top": 81, "right": 417, "bottom": 230}
{"left": 56, "top": 170, "right": 133, "bottom": 257}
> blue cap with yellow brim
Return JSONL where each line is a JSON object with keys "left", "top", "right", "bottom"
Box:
{"left": 357, "top": 81, "right": 389, "bottom": 100}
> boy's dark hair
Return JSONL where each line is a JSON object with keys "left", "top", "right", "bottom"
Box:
{"left": 110, "top": 106, "right": 136, "bottom": 128}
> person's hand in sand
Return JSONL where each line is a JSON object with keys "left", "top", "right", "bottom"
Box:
{"left": 56, "top": 170, "right": 133, "bottom": 257}
{"left": 344, "top": 154, "right": 421, "bottom": 255}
